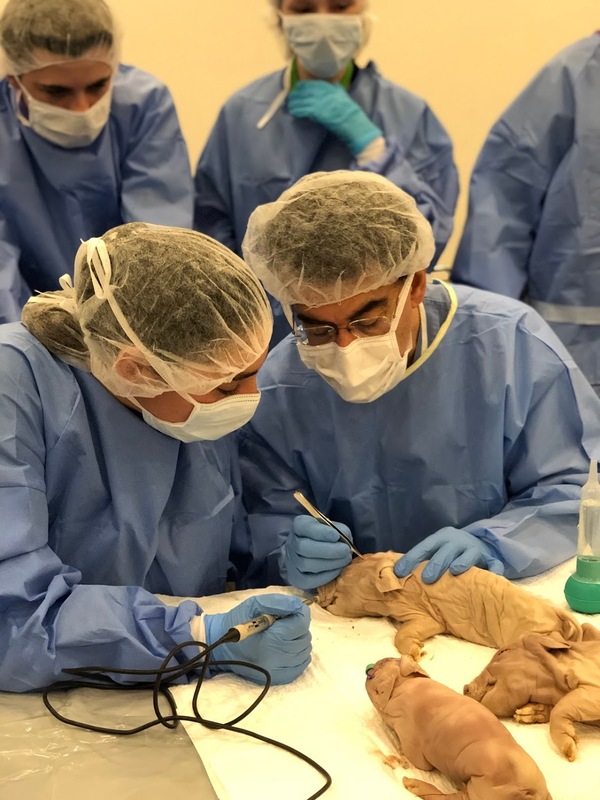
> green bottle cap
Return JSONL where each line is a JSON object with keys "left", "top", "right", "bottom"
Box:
{"left": 564, "top": 561, "right": 600, "bottom": 614}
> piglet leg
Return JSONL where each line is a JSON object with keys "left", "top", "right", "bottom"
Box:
{"left": 394, "top": 616, "right": 446, "bottom": 660}
{"left": 549, "top": 686, "right": 600, "bottom": 761}
{"left": 581, "top": 623, "right": 600, "bottom": 642}
{"left": 403, "top": 777, "right": 467, "bottom": 799}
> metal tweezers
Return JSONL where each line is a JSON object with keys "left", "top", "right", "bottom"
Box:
{"left": 293, "top": 491, "right": 363, "bottom": 558}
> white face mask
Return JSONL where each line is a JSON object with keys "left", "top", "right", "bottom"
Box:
{"left": 297, "top": 276, "right": 418, "bottom": 403}
{"left": 141, "top": 393, "right": 261, "bottom": 443}
{"left": 281, "top": 13, "right": 363, "bottom": 79}
{"left": 14, "top": 80, "right": 112, "bottom": 148}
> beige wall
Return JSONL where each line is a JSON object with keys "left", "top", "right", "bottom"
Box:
{"left": 1, "top": 0, "right": 599, "bottom": 262}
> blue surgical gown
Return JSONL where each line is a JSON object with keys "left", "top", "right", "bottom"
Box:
{"left": 239, "top": 281, "right": 600, "bottom": 586}
{"left": 0, "top": 324, "right": 254, "bottom": 692}
{"left": 0, "top": 65, "right": 193, "bottom": 324}
{"left": 452, "top": 34, "right": 600, "bottom": 395}
{"left": 194, "top": 62, "right": 459, "bottom": 345}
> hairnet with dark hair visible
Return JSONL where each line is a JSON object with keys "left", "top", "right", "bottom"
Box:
{"left": 0, "top": 0, "right": 118, "bottom": 75}
{"left": 242, "top": 170, "right": 435, "bottom": 307}
{"left": 22, "top": 223, "right": 273, "bottom": 398}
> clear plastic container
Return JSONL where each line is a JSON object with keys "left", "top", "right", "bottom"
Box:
{"left": 565, "top": 459, "right": 600, "bottom": 613}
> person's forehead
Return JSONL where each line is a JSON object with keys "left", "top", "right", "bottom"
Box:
{"left": 25, "top": 51, "right": 112, "bottom": 83}
{"left": 184, "top": 347, "right": 268, "bottom": 389}
{"left": 294, "top": 282, "right": 398, "bottom": 323}
{"left": 231, "top": 348, "right": 269, "bottom": 380}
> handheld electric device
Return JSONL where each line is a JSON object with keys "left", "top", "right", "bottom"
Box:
{"left": 225, "top": 614, "right": 280, "bottom": 642}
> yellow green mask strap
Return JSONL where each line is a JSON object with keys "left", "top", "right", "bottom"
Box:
{"left": 290, "top": 58, "right": 355, "bottom": 90}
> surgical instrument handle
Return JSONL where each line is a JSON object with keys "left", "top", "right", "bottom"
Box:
{"left": 293, "top": 491, "right": 363, "bottom": 558}
{"left": 226, "top": 613, "right": 279, "bottom": 642}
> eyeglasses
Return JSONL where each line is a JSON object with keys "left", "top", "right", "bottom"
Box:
{"left": 293, "top": 314, "right": 393, "bottom": 346}
{"left": 293, "top": 281, "right": 405, "bottom": 347}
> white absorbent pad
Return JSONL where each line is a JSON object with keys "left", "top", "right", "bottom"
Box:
{"left": 171, "top": 558, "right": 600, "bottom": 800}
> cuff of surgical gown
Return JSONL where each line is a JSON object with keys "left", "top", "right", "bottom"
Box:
{"left": 465, "top": 525, "right": 577, "bottom": 580}
{"left": 355, "top": 135, "right": 386, "bottom": 167}
{"left": 189, "top": 612, "right": 206, "bottom": 645}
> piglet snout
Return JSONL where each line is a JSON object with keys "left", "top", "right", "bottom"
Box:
{"left": 464, "top": 681, "right": 486, "bottom": 701}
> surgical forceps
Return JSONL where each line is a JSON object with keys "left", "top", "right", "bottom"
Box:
{"left": 293, "top": 491, "right": 363, "bottom": 558}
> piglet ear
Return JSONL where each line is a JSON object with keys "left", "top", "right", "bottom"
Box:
{"left": 399, "top": 655, "right": 429, "bottom": 678}
{"left": 315, "top": 581, "right": 337, "bottom": 607}
{"left": 565, "top": 670, "right": 580, "bottom": 691}
{"left": 522, "top": 633, "right": 572, "bottom": 652}
{"left": 376, "top": 560, "right": 405, "bottom": 593}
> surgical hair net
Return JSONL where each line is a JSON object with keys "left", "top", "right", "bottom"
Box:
{"left": 22, "top": 223, "right": 273, "bottom": 399}
{"left": 0, "top": 0, "right": 119, "bottom": 76}
{"left": 242, "top": 170, "right": 435, "bottom": 307}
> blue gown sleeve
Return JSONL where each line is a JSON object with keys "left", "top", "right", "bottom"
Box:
{"left": 452, "top": 59, "right": 576, "bottom": 296}
{"left": 120, "top": 82, "right": 194, "bottom": 229}
{"left": 220, "top": 433, "right": 267, "bottom": 588}
{"left": 357, "top": 104, "right": 459, "bottom": 262}
{"left": 0, "top": 211, "right": 26, "bottom": 324}
{"left": 463, "top": 319, "right": 599, "bottom": 579}
{"left": 239, "top": 306, "right": 600, "bottom": 582}
{"left": 237, "top": 425, "right": 311, "bottom": 588}
{"left": 0, "top": 349, "right": 201, "bottom": 692}
{"left": 193, "top": 108, "right": 238, "bottom": 253}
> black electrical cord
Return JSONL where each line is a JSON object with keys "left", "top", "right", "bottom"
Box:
{"left": 42, "top": 631, "right": 332, "bottom": 800}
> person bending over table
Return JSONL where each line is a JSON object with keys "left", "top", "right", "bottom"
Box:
{"left": 0, "top": 222, "right": 310, "bottom": 691}
{"left": 238, "top": 170, "right": 600, "bottom": 590}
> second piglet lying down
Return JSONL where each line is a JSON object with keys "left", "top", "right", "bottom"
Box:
{"left": 464, "top": 632, "right": 600, "bottom": 761}
{"left": 365, "top": 656, "right": 552, "bottom": 800}
{"left": 316, "top": 552, "right": 591, "bottom": 658}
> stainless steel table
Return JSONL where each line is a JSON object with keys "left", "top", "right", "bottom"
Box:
{"left": 0, "top": 687, "right": 219, "bottom": 799}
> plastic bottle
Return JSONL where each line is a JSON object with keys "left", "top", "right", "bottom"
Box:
{"left": 564, "top": 459, "right": 600, "bottom": 613}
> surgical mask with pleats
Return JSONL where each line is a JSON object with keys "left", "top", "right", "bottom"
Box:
{"left": 14, "top": 80, "right": 112, "bottom": 148}
{"left": 141, "top": 393, "right": 261, "bottom": 443}
{"left": 297, "top": 275, "right": 422, "bottom": 403}
{"left": 281, "top": 13, "right": 363, "bottom": 79}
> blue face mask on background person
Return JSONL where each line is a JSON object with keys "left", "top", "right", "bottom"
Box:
{"left": 141, "top": 392, "right": 261, "bottom": 443}
{"left": 13, "top": 78, "right": 112, "bottom": 148}
{"left": 281, "top": 13, "right": 363, "bottom": 79}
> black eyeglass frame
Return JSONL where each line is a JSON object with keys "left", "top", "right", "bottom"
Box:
{"left": 292, "top": 280, "right": 406, "bottom": 347}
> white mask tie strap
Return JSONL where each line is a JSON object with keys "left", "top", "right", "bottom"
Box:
{"left": 86, "top": 237, "right": 112, "bottom": 300}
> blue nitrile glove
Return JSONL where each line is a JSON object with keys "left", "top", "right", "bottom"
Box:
{"left": 204, "top": 594, "right": 311, "bottom": 685}
{"left": 287, "top": 80, "right": 383, "bottom": 156}
{"left": 393, "top": 527, "right": 505, "bottom": 584}
{"left": 285, "top": 515, "right": 354, "bottom": 591}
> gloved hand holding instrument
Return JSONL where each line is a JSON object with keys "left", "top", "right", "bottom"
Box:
{"left": 284, "top": 491, "right": 362, "bottom": 591}
{"left": 202, "top": 594, "right": 312, "bottom": 685}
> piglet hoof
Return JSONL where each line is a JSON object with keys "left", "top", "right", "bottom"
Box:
{"left": 395, "top": 640, "right": 424, "bottom": 660}
{"left": 559, "top": 734, "right": 578, "bottom": 762}
{"left": 514, "top": 703, "right": 551, "bottom": 724}
{"left": 402, "top": 777, "right": 445, "bottom": 798}
{"left": 409, "top": 642, "right": 424, "bottom": 661}
{"left": 563, "top": 739, "right": 577, "bottom": 761}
